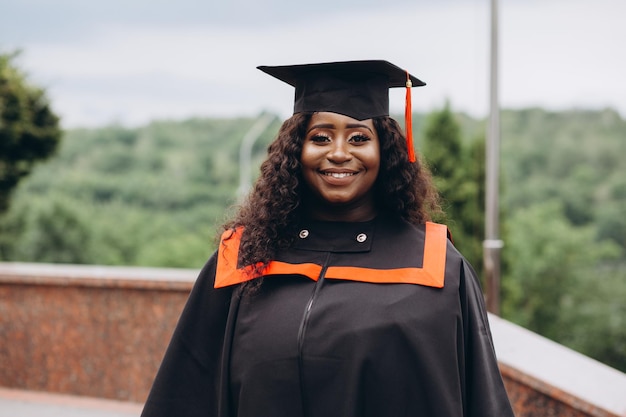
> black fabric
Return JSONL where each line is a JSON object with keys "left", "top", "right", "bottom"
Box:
{"left": 141, "top": 217, "right": 514, "bottom": 417}
{"left": 257, "top": 60, "right": 426, "bottom": 121}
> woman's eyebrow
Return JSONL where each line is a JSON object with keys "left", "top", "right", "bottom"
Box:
{"left": 307, "top": 123, "right": 334, "bottom": 133}
{"left": 307, "top": 123, "right": 373, "bottom": 134}
{"left": 346, "top": 123, "right": 374, "bottom": 133}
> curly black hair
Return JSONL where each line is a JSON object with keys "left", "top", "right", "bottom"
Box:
{"left": 223, "top": 113, "right": 441, "bottom": 274}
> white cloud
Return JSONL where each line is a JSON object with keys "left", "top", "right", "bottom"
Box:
{"left": 8, "top": 0, "right": 626, "bottom": 127}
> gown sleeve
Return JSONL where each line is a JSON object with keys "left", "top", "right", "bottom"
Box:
{"left": 459, "top": 258, "right": 516, "bottom": 417}
{"left": 141, "top": 252, "right": 234, "bottom": 417}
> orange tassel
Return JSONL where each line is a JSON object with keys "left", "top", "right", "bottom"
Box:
{"left": 405, "top": 70, "right": 416, "bottom": 163}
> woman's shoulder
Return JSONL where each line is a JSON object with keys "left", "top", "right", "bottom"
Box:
{"left": 382, "top": 217, "right": 470, "bottom": 266}
{"left": 378, "top": 216, "right": 450, "bottom": 243}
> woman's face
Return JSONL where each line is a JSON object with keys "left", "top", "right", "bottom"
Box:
{"left": 300, "top": 112, "right": 380, "bottom": 221}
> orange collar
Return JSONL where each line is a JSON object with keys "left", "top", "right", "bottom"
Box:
{"left": 215, "top": 222, "right": 448, "bottom": 289}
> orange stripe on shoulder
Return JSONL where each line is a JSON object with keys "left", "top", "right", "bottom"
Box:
{"left": 215, "top": 228, "right": 254, "bottom": 288}
{"left": 215, "top": 228, "right": 322, "bottom": 288}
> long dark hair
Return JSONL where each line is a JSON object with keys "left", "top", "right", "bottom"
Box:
{"left": 223, "top": 113, "right": 441, "bottom": 271}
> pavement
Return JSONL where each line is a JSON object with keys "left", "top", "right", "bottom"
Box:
{"left": 0, "top": 387, "right": 143, "bottom": 417}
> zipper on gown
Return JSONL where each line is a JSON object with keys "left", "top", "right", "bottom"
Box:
{"left": 296, "top": 251, "right": 331, "bottom": 416}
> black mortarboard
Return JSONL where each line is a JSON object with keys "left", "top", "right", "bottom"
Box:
{"left": 257, "top": 60, "right": 426, "bottom": 162}
{"left": 257, "top": 60, "right": 425, "bottom": 121}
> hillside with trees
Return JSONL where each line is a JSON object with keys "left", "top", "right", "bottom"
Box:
{"left": 0, "top": 107, "right": 624, "bottom": 372}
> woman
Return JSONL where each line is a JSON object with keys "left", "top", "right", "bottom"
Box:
{"left": 141, "top": 60, "right": 515, "bottom": 417}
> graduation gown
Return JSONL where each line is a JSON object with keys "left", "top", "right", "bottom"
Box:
{"left": 141, "top": 216, "right": 514, "bottom": 417}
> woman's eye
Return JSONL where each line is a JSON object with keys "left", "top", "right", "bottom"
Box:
{"left": 349, "top": 134, "right": 370, "bottom": 143}
{"left": 310, "top": 134, "right": 331, "bottom": 143}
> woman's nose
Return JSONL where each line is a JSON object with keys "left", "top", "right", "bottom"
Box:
{"left": 327, "top": 139, "right": 352, "bottom": 163}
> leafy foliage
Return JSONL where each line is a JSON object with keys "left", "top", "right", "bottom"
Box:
{"left": 0, "top": 52, "right": 61, "bottom": 212}
{"left": 421, "top": 103, "right": 486, "bottom": 279}
{"left": 498, "top": 108, "right": 626, "bottom": 371}
{"left": 0, "top": 116, "right": 281, "bottom": 268}
{"left": 420, "top": 105, "right": 626, "bottom": 371}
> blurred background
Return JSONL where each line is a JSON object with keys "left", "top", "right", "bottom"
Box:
{"left": 2, "top": 0, "right": 626, "bottom": 127}
{"left": 1, "top": 0, "right": 624, "bottom": 375}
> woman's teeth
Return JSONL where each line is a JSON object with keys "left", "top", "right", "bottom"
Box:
{"left": 324, "top": 172, "right": 356, "bottom": 178}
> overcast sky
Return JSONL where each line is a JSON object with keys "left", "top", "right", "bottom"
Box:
{"left": 1, "top": 0, "right": 624, "bottom": 128}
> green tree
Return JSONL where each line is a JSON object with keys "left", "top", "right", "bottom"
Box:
{"left": 0, "top": 52, "right": 61, "bottom": 213}
{"left": 501, "top": 201, "right": 621, "bottom": 338}
{"left": 559, "top": 264, "right": 626, "bottom": 372}
{"left": 422, "top": 103, "right": 485, "bottom": 277}
{"left": 6, "top": 195, "right": 95, "bottom": 264}
{"left": 423, "top": 102, "right": 462, "bottom": 182}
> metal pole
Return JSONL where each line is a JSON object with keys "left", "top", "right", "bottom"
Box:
{"left": 484, "top": 0, "right": 504, "bottom": 315}
{"left": 238, "top": 113, "right": 275, "bottom": 200}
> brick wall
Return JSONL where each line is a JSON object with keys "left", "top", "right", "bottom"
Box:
{"left": 1, "top": 262, "right": 625, "bottom": 416}
{"left": 0, "top": 263, "right": 195, "bottom": 403}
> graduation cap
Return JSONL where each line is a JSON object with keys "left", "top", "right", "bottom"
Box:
{"left": 257, "top": 60, "right": 425, "bottom": 162}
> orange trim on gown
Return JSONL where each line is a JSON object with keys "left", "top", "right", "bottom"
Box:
{"left": 214, "top": 222, "right": 447, "bottom": 289}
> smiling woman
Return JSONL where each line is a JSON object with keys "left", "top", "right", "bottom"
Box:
{"left": 300, "top": 112, "right": 380, "bottom": 221}
{"left": 141, "top": 60, "right": 515, "bottom": 417}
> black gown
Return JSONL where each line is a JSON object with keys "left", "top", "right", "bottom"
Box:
{"left": 141, "top": 216, "right": 514, "bottom": 417}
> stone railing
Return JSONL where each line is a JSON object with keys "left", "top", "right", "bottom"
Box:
{"left": 490, "top": 314, "right": 626, "bottom": 417}
{"left": 1, "top": 262, "right": 625, "bottom": 416}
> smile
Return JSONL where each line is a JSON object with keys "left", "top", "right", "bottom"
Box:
{"left": 321, "top": 171, "right": 357, "bottom": 178}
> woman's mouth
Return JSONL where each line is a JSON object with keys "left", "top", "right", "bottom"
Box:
{"left": 322, "top": 171, "right": 357, "bottom": 179}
